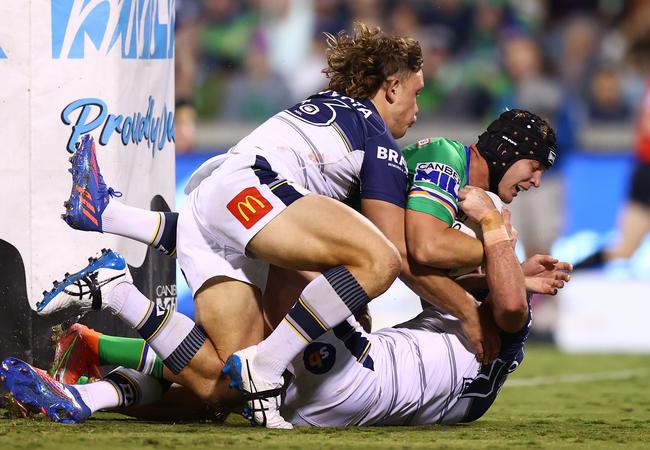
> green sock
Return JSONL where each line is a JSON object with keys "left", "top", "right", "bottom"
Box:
{"left": 98, "top": 335, "right": 164, "bottom": 379}
{"left": 75, "top": 376, "right": 92, "bottom": 385}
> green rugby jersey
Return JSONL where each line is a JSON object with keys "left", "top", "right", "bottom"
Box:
{"left": 402, "top": 137, "right": 470, "bottom": 226}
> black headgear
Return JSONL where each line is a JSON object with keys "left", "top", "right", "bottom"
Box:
{"left": 476, "top": 109, "right": 557, "bottom": 194}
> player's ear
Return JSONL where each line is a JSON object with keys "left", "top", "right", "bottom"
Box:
{"left": 385, "top": 77, "right": 399, "bottom": 104}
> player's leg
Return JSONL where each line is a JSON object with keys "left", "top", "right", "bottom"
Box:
{"left": 221, "top": 196, "right": 399, "bottom": 428}
{"left": 0, "top": 357, "right": 162, "bottom": 423}
{"left": 51, "top": 323, "right": 163, "bottom": 384}
{"left": 239, "top": 194, "right": 400, "bottom": 380}
{"left": 606, "top": 201, "right": 650, "bottom": 260}
{"left": 114, "top": 383, "right": 228, "bottom": 422}
{"left": 36, "top": 250, "right": 235, "bottom": 406}
{"left": 62, "top": 134, "right": 177, "bottom": 255}
{"left": 189, "top": 156, "right": 400, "bottom": 427}
{"left": 49, "top": 267, "right": 313, "bottom": 400}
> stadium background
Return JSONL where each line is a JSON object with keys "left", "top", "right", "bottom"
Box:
{"left": 0, "top": 1, "right": 649, "bottom": 447}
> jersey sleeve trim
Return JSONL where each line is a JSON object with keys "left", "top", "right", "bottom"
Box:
{"left": 408, "top": 185, "right": 458, "bottom": 218}
{"left": 407, "top": 194, "right": 454, "bottom": 226}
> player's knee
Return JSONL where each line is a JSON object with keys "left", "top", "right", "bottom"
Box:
{"left": 190, "top": 379, "right": 220, "bottom": 404}
{"left": 359, "top": 241, "right": 401, "bottom": 297}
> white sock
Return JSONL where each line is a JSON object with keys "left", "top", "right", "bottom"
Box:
{"left": 73, "top": 381, "right": 121, "bottom": 413}
{"left": 102, "top": 201, "right": 161, "bottom": 245}
{"left": 254, "top": 320, "right": 306, "bottom": 382}
{"left": 104, "top": 282, "right": 152, "bottom": 328}
{"left": 253, "top": 266, "right": 370, "bottom": 381}
{"left": 104, "top": 282, "right": 204, "bottom": 375}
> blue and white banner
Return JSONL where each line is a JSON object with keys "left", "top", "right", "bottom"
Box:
{"left": 0, "top": 1, "right": 176, "bottom": 317}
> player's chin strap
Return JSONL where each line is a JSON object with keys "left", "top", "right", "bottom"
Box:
{"left": 476, "top": 111, "right": 557, "bottom": 194}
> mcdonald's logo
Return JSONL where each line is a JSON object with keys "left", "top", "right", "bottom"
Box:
{"left": 226, "top": 187, "right": 273, "bottom": 229}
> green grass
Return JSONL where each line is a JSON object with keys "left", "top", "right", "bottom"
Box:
{"left": 1, "top": 345, "right": 649, "bottom": 449}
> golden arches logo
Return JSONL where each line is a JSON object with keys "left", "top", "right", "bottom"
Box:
{"left": 227, "top": 187, "right": 273, "bottom": 229}
{"left": 237, "top": 195, "right": 267, "bottom": 222}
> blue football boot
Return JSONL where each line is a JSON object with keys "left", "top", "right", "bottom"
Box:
{"left": 36, "top": 248, "right": 132, "bottom": 316}
{"left": 62, "top": 134, "right": 121, "bottom": 232}
{"left": 0, "top": 357, "right": 91, "bottom": 423}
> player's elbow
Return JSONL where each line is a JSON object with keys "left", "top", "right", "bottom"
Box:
{"left": 494, "top": 297, "right": 528, "bottom": 333}
{"left": 408, "top": 235, "right": 451, "bottom": 268}
{"left": 408, "top": 241, "right": 437, "bottom": 267}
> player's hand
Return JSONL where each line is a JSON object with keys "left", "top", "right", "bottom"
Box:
{"left": 521, "top": 254, "right": 572, "bottom": 295}
{"left": 460, "top": 303, "right": 500, "bottom": 364}
{"left": 525, "top": 276, "right": 566, "bottom": 295}
{"left": 477, "top": 301, "right": 500, "bottom": 363}
{"left": 521, "top": 254, "right": 572, "bottom": 278}
{"left": 458, "top": 186, "right": 498, "bottom": 223}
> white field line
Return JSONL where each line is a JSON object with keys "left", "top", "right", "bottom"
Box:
{"left": 505, "top": 368, "right": 650, "bottom": 387}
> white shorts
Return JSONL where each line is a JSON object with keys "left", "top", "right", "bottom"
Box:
{"left": 177, "top": 153, "right": 309, "bottom": 294}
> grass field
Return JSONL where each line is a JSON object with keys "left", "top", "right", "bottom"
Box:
{"left": 1, "top": 344, "right": 649, "bottom": 449}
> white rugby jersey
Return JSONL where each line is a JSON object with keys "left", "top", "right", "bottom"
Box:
{"left": 185, "top": 90, "right": 408, "bottom": 208}
{"left": 281, "top": 306, "right": 529, "bottom": 427}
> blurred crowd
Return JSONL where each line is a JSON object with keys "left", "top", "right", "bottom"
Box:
{"left": 175, "top": 0, "right": 650, "bottom": 131}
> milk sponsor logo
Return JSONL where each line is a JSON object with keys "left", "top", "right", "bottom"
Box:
{"left": 61, "top": 96, "right": 174, "bottom": 153}
{"left": 52, "top": 0, "right": 175, "bottom": 59}
{"left": 415, "top": 161, "right": 460, "bottom": 195}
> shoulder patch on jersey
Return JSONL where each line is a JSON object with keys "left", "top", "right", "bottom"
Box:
{"left": 303, "top": 342, "right": 337, "bottom": 374}
{"left": 417, "top": 138, "right": 431, "bottom": 147}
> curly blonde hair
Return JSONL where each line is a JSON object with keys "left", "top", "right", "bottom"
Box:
{"left": 323, "top": 22, "right": 423, "bottom": 99}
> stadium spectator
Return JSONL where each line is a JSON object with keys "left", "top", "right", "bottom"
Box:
{"left": 496, "top": 34, "right": 564, "bottom": 258}
{"left": 586, "top": 67, "right": 632, "bottom": 122}
{"left": 175, "top": 0, "right": 202, "bottom": 153}
{"left": 574, "top": 33, "right": 650, "bottom": 276}
{"left": 219, "top": 33, "right": 293, "bottom": 121}
{"left": 258, "top": 0, "right": 315, "bottom": 86}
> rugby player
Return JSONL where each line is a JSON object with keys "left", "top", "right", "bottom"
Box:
{"left": 34, "top": 104, "right": 561, "bottom": 427}
{"left": 37, "top": 22, "right": 502, "bottom": 429}
{"left": 1, "top": 190, "right": 572, "bottom": 425}
{"left": 34, "top": 13, "right": 558, "bottom": 424}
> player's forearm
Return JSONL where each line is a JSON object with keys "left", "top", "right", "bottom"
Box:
{"left": 408, "top": 227, "right": 484, "bottom": 269}
{"left": 399, "top": 256, "right": 479, "bottom": 321}
{"left": 481, "top": 212, "right": 527, "bottom": 332}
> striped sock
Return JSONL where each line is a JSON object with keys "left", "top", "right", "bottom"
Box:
{"left": 253, "top": 265, "right": 370, "bottom": 381}
{"left": 150, "top": 212, "right": 178, "bottom": 256}
{"left": 106, "top": 282, "right": 205, "bottom": 375}
{"left": 101, "top": 202, "right": 177, "bottom": 256}
{"left": 101, "top": 201, "right": 160, "bottom": 246}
